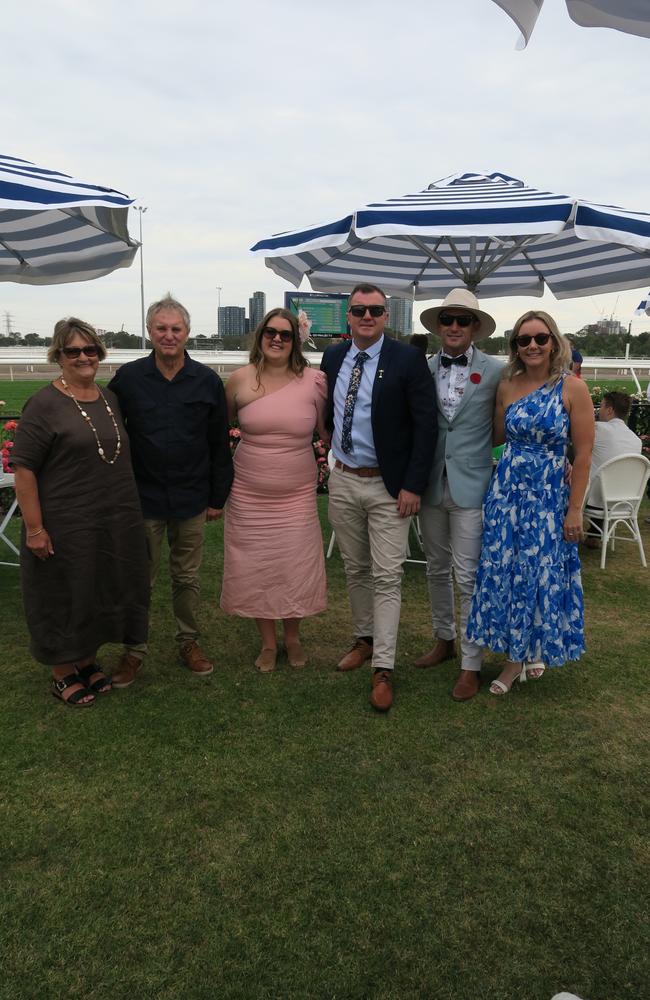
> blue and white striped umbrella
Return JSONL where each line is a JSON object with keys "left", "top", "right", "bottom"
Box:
{"left": 491, "top": 1, "right": 650, "bottom": 47}
{"left": 634, "top": 291, "right": 650, "bottom": 316}
{"left": 0, "top": 153, "right": 139, "bottom": 285}
{"left": 251, "top": 171, "right": 650, "bottom": 302}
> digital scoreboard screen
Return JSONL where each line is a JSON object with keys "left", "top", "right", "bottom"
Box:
{"left": 285, "top": 292, "right": 349, "bottom": 338}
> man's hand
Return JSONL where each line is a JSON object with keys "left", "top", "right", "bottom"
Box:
{"left": 396, "top": 490, "right": 420, "bottom": 518}
{"left": 206, "top": 507, "right": 223, "bottom": 521}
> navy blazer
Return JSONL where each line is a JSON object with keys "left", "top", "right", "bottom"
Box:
{"left": 321, "top": 337, "right": 437, "bottom": 499}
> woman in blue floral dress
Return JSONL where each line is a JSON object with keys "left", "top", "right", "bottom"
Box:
{"left": 467, "top": 311, "right": 594, "bottom": 695}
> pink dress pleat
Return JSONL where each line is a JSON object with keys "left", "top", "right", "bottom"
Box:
{"left": 221, "top": 369, "right": 327, "bottom": 619}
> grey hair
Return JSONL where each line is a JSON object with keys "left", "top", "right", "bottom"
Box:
{"left": 146, "top": 293, "right": 191, "bottom": 332}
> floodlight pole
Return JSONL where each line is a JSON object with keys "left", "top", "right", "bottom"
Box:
{"left": 134, "top": 206, "right": 148, "bottom": 349}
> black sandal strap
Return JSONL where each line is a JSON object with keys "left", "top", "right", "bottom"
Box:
{"left": 52, "top": 675, "right": 94, "bottom": 705}
{"left": 77, "top": 663, "right": 111, "bottom": 691}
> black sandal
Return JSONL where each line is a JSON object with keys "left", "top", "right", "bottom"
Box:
{"left": 77, "top": 663, "right": 112, "bottom": 694}
{"left": 52, "top": 672, "right": 95, "bottom": 707}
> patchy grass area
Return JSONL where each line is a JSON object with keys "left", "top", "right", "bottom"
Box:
{"left": 0, "top": 500, "right": 648, "bottom": 1000}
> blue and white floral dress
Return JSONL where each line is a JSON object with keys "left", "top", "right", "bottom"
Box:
{"left": 467, "top": 376, "right": 584, "bottom": 667}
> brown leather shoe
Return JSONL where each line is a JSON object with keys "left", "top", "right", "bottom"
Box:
{"left": 337, "top": 638, "right": 373, "bottom": 672}
{"left": 451, "top": 669, "right": 481, "bottom": 702}
{"left": 179, "top": 641, "right": 213, "bottom": 675}
{"left": 111, "top": 652, "right": 143, "bottom": 689}
{"left": 370, "top": 669, "right": 393, "bottom": 711}
{"left": 415, "top": 638, "right": 456, "bottom": 668}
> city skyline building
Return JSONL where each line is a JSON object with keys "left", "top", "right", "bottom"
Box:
{"left": 218, "top": 305, "right": 246, "bottom": 337}
{"left": 388, "top": 297, "right": 413, "bottom": 337}
{"left": 248, "top": 290, "right": 266, "bottom": 332}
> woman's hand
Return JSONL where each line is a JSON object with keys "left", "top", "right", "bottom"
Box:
{"left": 26, "top": 528, "right": 54, "bottom": 561}
{"left": 563, "top": 508, "right": 583, "bottom": 544}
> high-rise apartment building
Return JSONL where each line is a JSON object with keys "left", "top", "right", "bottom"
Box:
{"left": 218, "top": 306, "right": 246, "bottom": 337}
{"left": 388, "top": 297, "right": 413, "bottom": 337}
{"left": 248, "top": 290, "right": 266, "bottom": 332}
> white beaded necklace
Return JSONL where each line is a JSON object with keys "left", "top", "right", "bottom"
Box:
{"left": 59, "top": 377, "right": 122, "bottom": 465}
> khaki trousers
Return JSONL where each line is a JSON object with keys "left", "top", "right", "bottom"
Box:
{"left": 128, "top": 510, "right": 207, "bottom": 658}
{"left": 328, "top": 467, "right": 410, "bottom": 672}
{"left": 419, "top": 480, "right": 483, "bottom": 671}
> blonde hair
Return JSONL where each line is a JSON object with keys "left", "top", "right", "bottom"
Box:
{"left": 504, "top": 310, "right": 571, "bottom": 387}
{"left": 47, "top": 317, "right": 106, "bottom": 364}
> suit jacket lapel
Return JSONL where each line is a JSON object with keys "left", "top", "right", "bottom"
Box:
{"left": 371, "top": 337, "right": 391, "bottom": 411}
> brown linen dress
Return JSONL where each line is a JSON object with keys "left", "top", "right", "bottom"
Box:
{"left": 12, "top": 384, "right": 149, "bottom": 665}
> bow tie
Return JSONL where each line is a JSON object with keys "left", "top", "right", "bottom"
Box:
{"left": 440, "top": 354, "right": 468, "bottom": 368}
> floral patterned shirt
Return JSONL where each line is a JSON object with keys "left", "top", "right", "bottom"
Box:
{"left": 436, "top": 345, "right": 474, "bottom": 421}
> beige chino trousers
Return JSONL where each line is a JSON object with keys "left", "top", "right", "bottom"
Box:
{"left": 328, "top": 467, "right": 410, "bottom": 672}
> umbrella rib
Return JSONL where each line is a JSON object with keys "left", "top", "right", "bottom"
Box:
{"left": 0, "top": 238, "right": 26, "bottom": 265}
{"left": 475, "top": 236, "right": 539, "bottom": 281}
{"left": 407, "top": 235, "right": 468, "bottom": 286}
{"left": 59, "top": 207, "right": 135, "bottom": 246}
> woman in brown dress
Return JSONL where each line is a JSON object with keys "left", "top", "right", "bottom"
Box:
{"left": 12, "top": 318, "right": 149, "bottom": 706}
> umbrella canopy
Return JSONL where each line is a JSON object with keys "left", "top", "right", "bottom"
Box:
{"left": 491, "top": 1, "right": 650, "bottom": 46}
{"left": 634, "top": 291, "right": 650, "bottom": 316}
{"left": 0, "top": 153, "right": 139, "bottom": 285}
{"left": 251, "top": 171, "right": 650, "bottom": 302}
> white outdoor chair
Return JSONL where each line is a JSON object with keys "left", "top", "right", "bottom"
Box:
{"left": 325, "top": 451, "right": 426, "bottom": 563}
{"left": 0, "top": 467, "right": 19, "bottom": 567}
{"left": 583, "top": 453, "right": 650, "bottom": 569}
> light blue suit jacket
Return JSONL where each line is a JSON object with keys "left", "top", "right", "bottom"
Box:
{"left": 422, "top": 348, "right": 504, "bottom": 509}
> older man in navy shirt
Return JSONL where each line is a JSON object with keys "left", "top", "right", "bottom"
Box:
{"left": 109, "top": 294, "right": 233, "bottom": 686}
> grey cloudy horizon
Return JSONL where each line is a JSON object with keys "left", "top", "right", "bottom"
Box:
{"left": 2, "top": 0, "right": 650, "bottom": 340}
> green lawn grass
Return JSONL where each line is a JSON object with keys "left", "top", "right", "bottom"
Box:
{"left": 0, "top": 375, "right": 646, "bottom": 418}
{"left": 1, "top": 501, "right": 649, "bottom": 1000}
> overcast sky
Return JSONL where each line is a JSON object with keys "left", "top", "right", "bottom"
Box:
{"left": 2, "top": 0, "right": 650, "bottom": 339}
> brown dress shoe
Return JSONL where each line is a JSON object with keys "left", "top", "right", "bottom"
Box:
{"left": 111, "top": 652, "right": 143, "bottom": 689}
{"left": 370, "top": 669, "right": 393, "bottom": 711}
{"left": 337, "top": 638, "right": 373, "bottom": 672}
{"left": 415, "top": 638, "right": 456, "bottom": 668}
{"left": 451, "top": 669, "right": 481, "bottom": 702}
{"left": 179, "top": 641, "right": 214, "bottom": 675}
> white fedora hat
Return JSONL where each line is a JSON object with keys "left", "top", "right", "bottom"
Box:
{"left": 420, "top": 288, "right": 496, "bottom": 339}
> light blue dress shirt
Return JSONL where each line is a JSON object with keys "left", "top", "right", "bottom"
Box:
{"left": 332, "top": 336, "right": 384, "bottom": 467}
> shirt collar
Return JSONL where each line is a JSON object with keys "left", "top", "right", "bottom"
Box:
{"left": 439, "top": 344, "right": 474, "bottom": 364}
{"left": 145, "top": 349, "right": 197, "bottom": 378}
{"left": 351, "top": 335, "right": 383, "bottom": 360}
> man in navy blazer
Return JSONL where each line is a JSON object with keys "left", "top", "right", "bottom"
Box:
{"left": 321, "top": 282, "right": 437, "bottom": 711}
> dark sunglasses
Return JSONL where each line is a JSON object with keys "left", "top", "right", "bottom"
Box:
{"left": 60, "top": 345, "right": 100, "bottom": 358}
{"left": 439, "top": 312, "right": 476, "bottom": 328}
{"left": 514, "top": 333, "right": 552, "bottom": 348}
{"left": 262, "top": 326, "right": 293, "bottom": 342}
{"left": 348, "top": 305, "right": 387, "bottom": 318}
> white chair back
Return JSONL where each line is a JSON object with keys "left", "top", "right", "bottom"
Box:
{"left": 584, "top": 453, "right": 650, "bottom": 568}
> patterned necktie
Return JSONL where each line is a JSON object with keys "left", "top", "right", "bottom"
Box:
{"left": 341, "top": 350, "right": 370, "bottom": 454}
{"left": 440, "top": 353, "right": 468, "bottom": 368}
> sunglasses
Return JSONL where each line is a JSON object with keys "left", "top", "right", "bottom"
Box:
{"left": 262, "top": 326, "right": 293, "bottom": 342}
{"left": 514, "top": 333, "right": 552, "bottom": 348}
{"left": 60, "top": 345, "right": 100, "bottom": 358}
{"left": 348, "top": 305, "right": 387, "bottom": 318}
{"left": 438, "top": 312, "right": 476, "bottom": 328}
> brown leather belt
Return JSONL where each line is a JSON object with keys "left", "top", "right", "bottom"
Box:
{"left": 334, "top": 459, "right": 382, "bottom": 478}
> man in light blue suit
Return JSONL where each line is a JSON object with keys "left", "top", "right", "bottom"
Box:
{"left": 415, "top": 289, "right": 503, "bottom": 701}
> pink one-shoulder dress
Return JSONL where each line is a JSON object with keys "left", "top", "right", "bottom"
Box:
{"left": 220, "top": 369, "right": 328, "bottom": 619}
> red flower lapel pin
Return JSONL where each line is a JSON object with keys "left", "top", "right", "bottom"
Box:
{"left": 470, "top": 373, "right": 481, "bottom": 384}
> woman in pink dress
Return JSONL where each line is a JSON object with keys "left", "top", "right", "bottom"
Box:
{"left": 221, "top": 308, "right": 328, "bottom": 672}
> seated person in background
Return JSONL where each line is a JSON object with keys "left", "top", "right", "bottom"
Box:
{"left": 586, "top": 391, "right": 642, "bottom": 508}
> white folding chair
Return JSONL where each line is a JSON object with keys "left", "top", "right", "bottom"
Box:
{"left": 0, "top": 468, "right": 19, "bottom": 567}
{"left": 583, "top": 453, "right": 650, "bottom": 569}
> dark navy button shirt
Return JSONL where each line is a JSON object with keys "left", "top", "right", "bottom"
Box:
{"left": 108, "top": 352, "right": 233, "bottom": 520}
